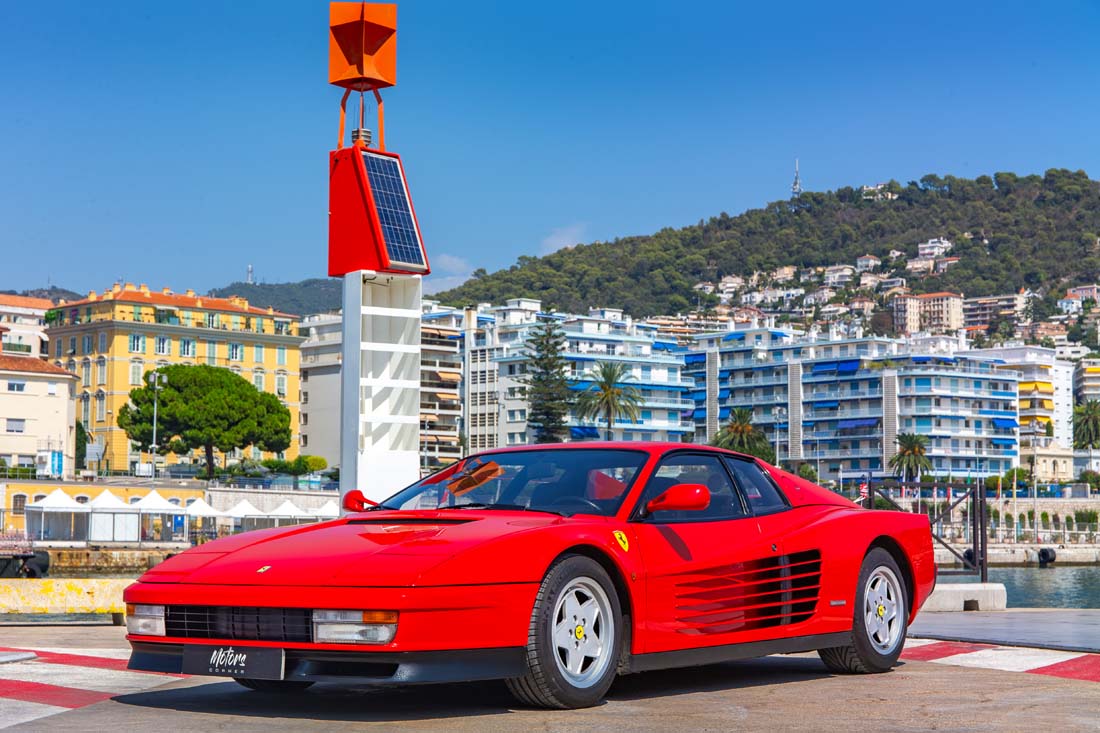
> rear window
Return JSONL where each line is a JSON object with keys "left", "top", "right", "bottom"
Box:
{"left": 722, "top": 457, "right": 788, "bottom": 514}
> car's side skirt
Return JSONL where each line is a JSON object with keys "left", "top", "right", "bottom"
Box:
{"left": 626, "top": 631, "right": 853, "bottom": 674}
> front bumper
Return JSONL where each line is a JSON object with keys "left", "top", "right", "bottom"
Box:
{"left": 129, "top": 640, "right": 528, "bottom": 684}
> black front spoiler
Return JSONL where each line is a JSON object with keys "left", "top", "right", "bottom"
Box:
{"left": 129, "top": 641, "right": 528, "bottom": 685}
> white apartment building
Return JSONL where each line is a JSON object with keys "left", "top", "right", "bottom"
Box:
{"left": 918, "top": 237, "right": 954, "bottom": 259}
{"left": 966, "top": 344, "right": 1073, "bottom": 449}
{"left": 462, "top": 299, "right": 692, "bottom": 450}
{"left": 0, "top": 354, "right": 77, "bottom": 478}
{"left": 0, "top": 294, "right": 53, "bottom": 358}
{"left": 298, "top": 313, "right": 342, "bottom": 468}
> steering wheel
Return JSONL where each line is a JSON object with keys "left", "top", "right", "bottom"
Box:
{"left": 547, "top": 496, "right": 603, "bottom": 514}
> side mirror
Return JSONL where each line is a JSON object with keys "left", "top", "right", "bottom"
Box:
{"left": 645, "top": 483, "right": 711, "bottom": 515}
{"left": 342, "top": 489, "right": 377, "bottom": 513}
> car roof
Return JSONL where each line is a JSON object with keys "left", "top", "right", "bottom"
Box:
{"left": 472, "top": 441, "right": 756, "bottom": 461}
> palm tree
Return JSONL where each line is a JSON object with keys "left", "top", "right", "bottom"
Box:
{"left": 711, "top": 408, "right": 774, "bottom": 461}
{"left": 889, "top": 433, "right": 933, "bottom": 483}
{"left": 1074, "top": 400, "right": 1100, "bottom": 473}
{"left": 574, "top": 362, "right": 643, "bottom": 440}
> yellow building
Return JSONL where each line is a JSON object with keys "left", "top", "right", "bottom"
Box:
{"left": 46, "top": 283, "right": 303, "bottom": 472}
{"left": 1, "top": 482, "right": 206, "bottom": 532}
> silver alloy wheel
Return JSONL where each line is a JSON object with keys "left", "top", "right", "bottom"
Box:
{"left": 863, "top": 565, "right": 903, "bottom": 654}
{"left": 551, "top": 576, "right": 615, "bottom": 689}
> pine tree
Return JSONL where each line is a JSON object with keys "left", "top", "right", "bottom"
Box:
{"left": 524, "top": 318, "right": 573, "bottom": 443}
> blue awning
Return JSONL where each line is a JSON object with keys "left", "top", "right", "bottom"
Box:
{"left": 718, "top": 389, "right": 730, "bottom": 399}
{"left": 837, "top": 418, "right": 879, "bottom": 430}
{"left": 646, "top": 383, "right": 688, "bottom": 392}
{"left": 719, "top": 407, "right": 731, "bottom": 419}
{"left": 690, "top": 390, "right": 706, "bottom": 401}
{"left": 811, "top": 400, "right": 839, "bottom": 408}
{"left": 653, "top": 341, "right": 679, "bottom": 351}
{"left": 684, "top": 353, "right": 706, "bottom": 364}
{"left": 568, "top": 382, "right": 592, "bottom": 391}
{"left": 812, "top": 361, "right": 838, "bottom": 373}
{"left": 722, "top": 332, "right": 746, "bottom": 341}
{"left": 692, "top": 409, "right": 706, "bottom": 419}
{"left": 802, "top": 421, "right": 815, "bottom": 427}
{"left": 570, "top": 427, "right": 600, "bottom": 439}
{"left": 990, "top": 438, "right": 1015, "bottom": 446}
{"left": 992, "top": 418, "right": 1019, "bottom": 429}
{"left": 935, "top": 356, "right": 956, "bottom": 363}
{"left": 911, "top": 356, "right": 931, "bottom": 363}
{"left": 718, "top": 369, "right": 734, "bottom": 378}
{"left": 837, "top": 359, "right": 861, "bottom": 373}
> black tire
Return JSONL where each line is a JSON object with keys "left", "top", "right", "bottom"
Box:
{"left": 233, "top": 678, "right": 314, "bottom": 692}
{"left": 21, "top": 562, "right": 43, "bottom": 579}
{"left": 819, "top": 547, "right": 908, "bottom": 674}
{"left": 506, "top": 555, "right": 623, "bottom": 709}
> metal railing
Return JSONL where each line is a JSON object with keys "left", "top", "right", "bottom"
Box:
{"left": 865, "top": 482, "right": 988, "bottom": 582}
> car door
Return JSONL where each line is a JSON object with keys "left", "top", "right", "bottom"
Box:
{"left": 722, "top": 456, "right": 835, "bottom": 633}
{"left": 631, "top": 452, "right": 784, "bottom": 654}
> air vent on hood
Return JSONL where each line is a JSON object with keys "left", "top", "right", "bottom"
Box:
{"left": 347, "top": 517, "right": 475, "bottom": 525}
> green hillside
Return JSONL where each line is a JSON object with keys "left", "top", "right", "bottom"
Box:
{"left": 434, "top": 169, "right": 1100, "bottom": 316}
{"left": 207, "top": 278, "right": 342, "bottom": 316}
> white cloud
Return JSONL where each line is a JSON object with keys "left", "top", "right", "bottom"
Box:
{"left": 540, "top": 223, "right": 587, "bottom": 255}
{"left": 433, "top": 253, "right": 472, "bottom": 274}
{"left": 423, "top": 252, "right": 474, "bottom": 294}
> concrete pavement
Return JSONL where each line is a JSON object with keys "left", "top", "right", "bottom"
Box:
{"left": 1, "top": 625, "right": 1098, "bottom": 732}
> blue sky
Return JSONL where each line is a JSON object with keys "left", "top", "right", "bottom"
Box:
{"left": 2, "top": 1, "right": 1098, "bottom": 296}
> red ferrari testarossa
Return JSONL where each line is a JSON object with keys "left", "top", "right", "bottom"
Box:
{"left": 125, "top": 443, "right": 935, "bottom": 708}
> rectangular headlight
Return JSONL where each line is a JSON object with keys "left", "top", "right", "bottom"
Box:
{"left": 312, "top": 609, "right": 398, "bottom": 644}
{"left": 125, "top": 603, "right": 165, "bottom": 636}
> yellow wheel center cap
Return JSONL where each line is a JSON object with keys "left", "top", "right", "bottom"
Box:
{"left": 877, "top": 604, "right": 885, "bottom": 618}
{"left": 575, "top": 624, "right": 585, "bottom": 640}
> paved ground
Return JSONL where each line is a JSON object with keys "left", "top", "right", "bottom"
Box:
{"left": 1, "top": 625, "right": 1099, "bottom": 732}
{"left": 912, "top": 609, "right": 1100, "bottom": 653}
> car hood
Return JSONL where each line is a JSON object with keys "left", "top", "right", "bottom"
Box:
{"left": 139, "top": 510, "right": 564, "bottom": 587}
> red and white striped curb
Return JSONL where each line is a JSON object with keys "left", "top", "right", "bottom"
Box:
{"left": 902, "top": 638, "right": 1100, "bottom": 682}
{"left": 0, "top": 645, "right": 186, "bottom": 730}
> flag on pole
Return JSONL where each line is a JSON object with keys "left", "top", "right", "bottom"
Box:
{"left": 859, "top": 473, "right": 870, "bottom": 501}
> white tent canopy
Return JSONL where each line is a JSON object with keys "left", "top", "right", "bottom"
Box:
{"left": 310, "top": 500, "right": 339, "bottom": 518}
{"left": 134, "top": 490, "right": 187, "bottom": 515}
{"left": 89, "top": 490, "right": 137, "bottom": 511}
{"left": 225, "top": 499, "right": 265, "bottom": 519}
{"left": 268, "top": 500, "right": 307, "bottom": 518}
{"left": 26, "top": 490, "right": 89, "bottom": 541}
{"left": 88, "top": 490, "right": 140, "bottom": 543}
{"left": 185, "top": 498, "right": 223, "bottom": 518}
{"left": 27, "top": 489, "right": 89, "bottom": 513}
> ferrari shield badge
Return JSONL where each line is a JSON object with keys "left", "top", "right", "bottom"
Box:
{"left": 256, "top": 565, "right": 272, "bottom": 574}
{"left": 613, "top": 531, "right": 629, "bottom": 552}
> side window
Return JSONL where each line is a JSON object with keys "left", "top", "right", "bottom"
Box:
{"left": 639, "top": 454, "right": 746, "bottom": 522}
{"left": 722, "top": 457, "right": 788, "bottom": 514}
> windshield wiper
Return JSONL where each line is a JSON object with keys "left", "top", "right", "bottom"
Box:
{"left": 436, "top": 503, "right": 563, "bottom": 515}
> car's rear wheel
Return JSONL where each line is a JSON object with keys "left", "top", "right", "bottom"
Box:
{"left": 819, "top": 547, "right": 908, "bottom": 674}
{"left": 506, "top": 555, "right": 622, "bottom": 709}
{"left": 233, "top": 678, "right": 314, "bottom": 692}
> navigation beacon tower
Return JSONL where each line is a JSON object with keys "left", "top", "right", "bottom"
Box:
{"left": 791, "top": 158, "right": 803, "bottom": 197}
{"left": 326, "top": 2, "right": 430, "bottom": 504}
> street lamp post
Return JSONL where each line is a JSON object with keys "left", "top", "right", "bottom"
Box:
{"left": 147, "top": 371, "right": 168, "bottom": 489}
{"left": 771, "top": 405, "right": 787, "bottom": 468}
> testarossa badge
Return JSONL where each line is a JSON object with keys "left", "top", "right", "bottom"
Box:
{"left": 613, "top": 531, "right": 629, "bottom": 552}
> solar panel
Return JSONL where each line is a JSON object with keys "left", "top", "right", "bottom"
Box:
{"left": 362, "top": 152, "right": 427, "bottom": 270}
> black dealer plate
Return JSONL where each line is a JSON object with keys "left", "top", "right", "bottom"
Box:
{"left": 182, "top": 644, "right": 285, "bottom": 680}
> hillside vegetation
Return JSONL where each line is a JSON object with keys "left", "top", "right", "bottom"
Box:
{"left": 435, "top": 169, "right": 1100, "bottom": 316}
{"left": 207, "top": 278, "right": 342, "bottom": 316}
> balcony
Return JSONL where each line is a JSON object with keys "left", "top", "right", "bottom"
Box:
{"left": 0, "top": 341, "right": 32, "bottom": 354}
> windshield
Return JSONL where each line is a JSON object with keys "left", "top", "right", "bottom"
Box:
{"left": 379, "top": 449, "right": 649, "bottom": 517}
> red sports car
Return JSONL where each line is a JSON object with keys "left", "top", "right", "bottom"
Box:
{"left": 125, "top": 443, "right": 935, "bottom": 708}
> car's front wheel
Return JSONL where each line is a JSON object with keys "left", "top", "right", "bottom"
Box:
{"left": 506, "top": 555, "right": 622, "bottom": 709}
{"left": 233, "top": 678, "right": 314, "bottom": 692}
{"left": 819, "top": 547, "right": 908, "bottom": 674}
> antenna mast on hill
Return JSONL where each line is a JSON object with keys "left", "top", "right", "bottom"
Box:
{"left": 247, "top": 264, "right": 254, "bottom": 285}
{"left": 791, "top": 158, "right": 803, "bottom": 197}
